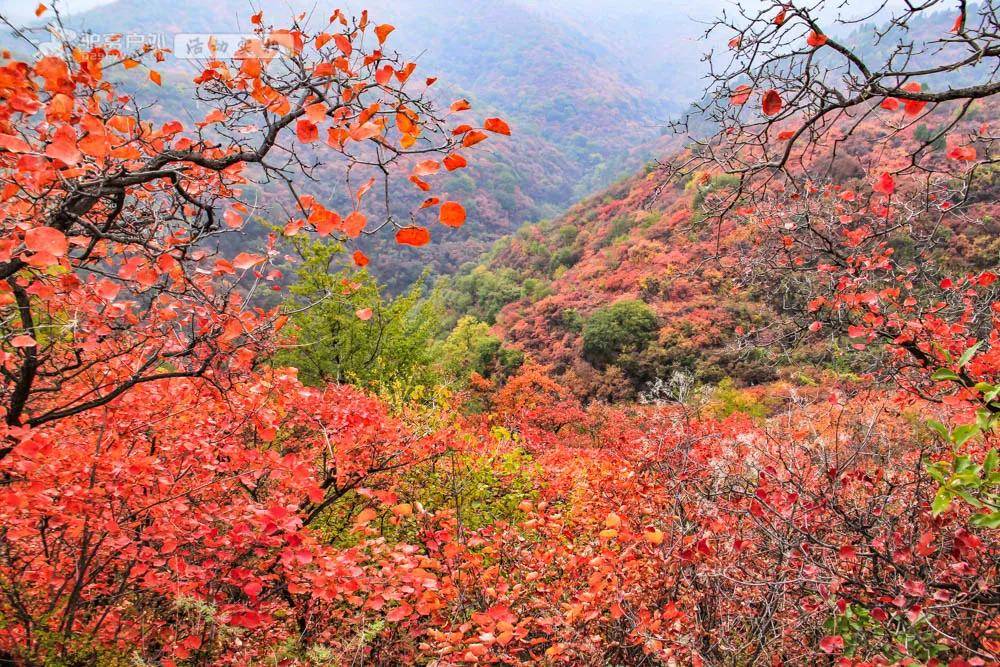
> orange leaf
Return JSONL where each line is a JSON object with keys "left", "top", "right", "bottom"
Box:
{"left": 450, "top": 99, "right": 471, "bottom": 112}
{"left": 394, "top": 62, "right": 416, "bottom": 83}
{"left": 304, "top": 102, "right": 327, "bottom": 123}
{"left": 352, "top": 250, "right": 369, "bottom": 267}
{"left": 412, "top": 160, "right": 440, "bottom": 177}
{"left": 375, "top": 24, "right": 395, "bottom": 44}
{"left": 333, "top": 34, "right": 352, "bottom": 56}
{"left": 355, "top": 307, "right": 373, "bottom": 321}
{"left": 396, "top": 108, "right": 418, "bottom": 134}
{"left": 439, "top": 201, "right": 466, "bottom": 228}
{"left": 44, "top": 125, "right": 81, "bottom": 166}
{"left": 396, "top": 226, "right": 430, "bottom": 246}
{"left": 35, "top": 3, "right": 46, "bottom": 16}
{"left": 356, "top": 176, "right": 375, "bottom": 203}
{"left": 233, "top": 252, "right": 266, "bottom": 270}
{"left": 343, "top": 211, "right": 366, "bottom": 238}
{"left": 462, "top": 130, "right": 488, "bottom": 147}
{"left": 483, "top": 117, "right": 510, "bottom": 135}
{"left": 149, "top": 69, "right": 161, "bottom": 86}
{"left": 349, "top": 121, "right": 381, "bottom": 142}
{"left": 443, "top": 153, "right": 467, "bottom": 171}
{"left": 729, "top": 84, "right": 751, "bottom": 106}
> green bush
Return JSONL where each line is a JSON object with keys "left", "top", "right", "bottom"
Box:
{"left": 582, "top": 300, "right": 659, "bottom": 368}
{"left": 436, "top": 316, "right": 524, "bottom": 385}
{"left": 274, "top": 239, "right": 443, "bottom": 398}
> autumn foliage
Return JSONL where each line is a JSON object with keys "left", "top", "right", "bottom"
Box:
{"left": 0, "top": 2, "right": 998, "bottom": 665}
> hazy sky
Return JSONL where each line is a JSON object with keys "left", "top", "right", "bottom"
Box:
{"left": 0, "top": 0, "right": 901, "bottom": 25}
{"left": 0, "top": 0, "right": 111, "bottom": 22}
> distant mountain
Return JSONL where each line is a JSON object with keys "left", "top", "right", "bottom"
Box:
{"left": 44, "top": 0, "right": 701, "bottom": 290}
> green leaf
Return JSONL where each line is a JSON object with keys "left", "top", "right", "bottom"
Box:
{"left": 952, "top": 423, "right": 981, "bottom": 448}
{"left": 984, "top": 449, "right": 998, "bottom": 476}
{"left": 952, "top": 455, "right": 975, "bottom": 473}
{"left": 953, "top": 487, "right": 984, "bottom": 507}
{"left": 925, "top": 419, "right": 950, "bottom": 441}
{"left": 931, "top": 488, "right": 953, "bottom": 516}
{"left": 925, "top": 461, "right": 947, "bottom": 483}
{"left": 931, "top": 368, "right": 960, "bottom": 382}
{"left": 969, "top": 511, "right": 1000, "bottom": 529}
{"left": 957, "top": 341, "right": 983, "bottom": 369}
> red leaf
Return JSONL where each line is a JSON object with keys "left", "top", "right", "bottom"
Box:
{"left": 396, "top": 226, "right": 430, "bottom": 246}
{"left": 352, "top": 250, "right": 369, "bottom": 267}
{"left": 947, "top": 144, "right": 976, "bottom": 161}
{"left": 872, "top": 171, "right": 895, "bottom": 195}
{"left": 233, "top": 253, "right": 266, "bottom": 270}
{"left": 355, "top": 307, "right": 373, "bottom": 321}
{"left": 386, "top": 602, "right": 412, "bottom": 623}
{"left": 224, "top": 209, "right": 244, "bottom": 229}
{"left": 0, "top": 134, "right": 32, "bottom": 153}
{"left": 806, "top": 30, "right": 828, "bottom": 47}
{"left": 10, "top": 334, "right": 37, "bottom": 348}
{"left": 901, "top": 82, "right": 927, "bottom": 116}
{"left": 24, "top": 227, "right": 68, "bottom": 257}
{"left": 439, "top": 201, "right": 466, "bottom": 228}
{"left": 729, "top": 84, "right": 752, "bottom": 106}
{"left": 296, "top": 119, "right": 319, "bottom": 143}
{"left": 44, "top": 125, "right": 81, "bottom": 166}
{"left": 761, "top": 89, "right": 783, "bottom": 116}
{"left": 334, "top": 34, "right": 352, "bottom": 56}
{"left": 819, "top": 635, "right": 844, "bottom": 654}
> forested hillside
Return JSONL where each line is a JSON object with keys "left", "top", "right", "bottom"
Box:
{"left": 441, "top": 98, "right": 1000, "bottom": 400}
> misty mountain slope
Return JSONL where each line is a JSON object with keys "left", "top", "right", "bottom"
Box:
{"left": 48, "top": 0, "right": 689, "bottom": 289}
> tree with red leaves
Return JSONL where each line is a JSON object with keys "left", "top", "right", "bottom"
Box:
{"left": 0, "top": 8, "right": 501, "bottom": 458}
